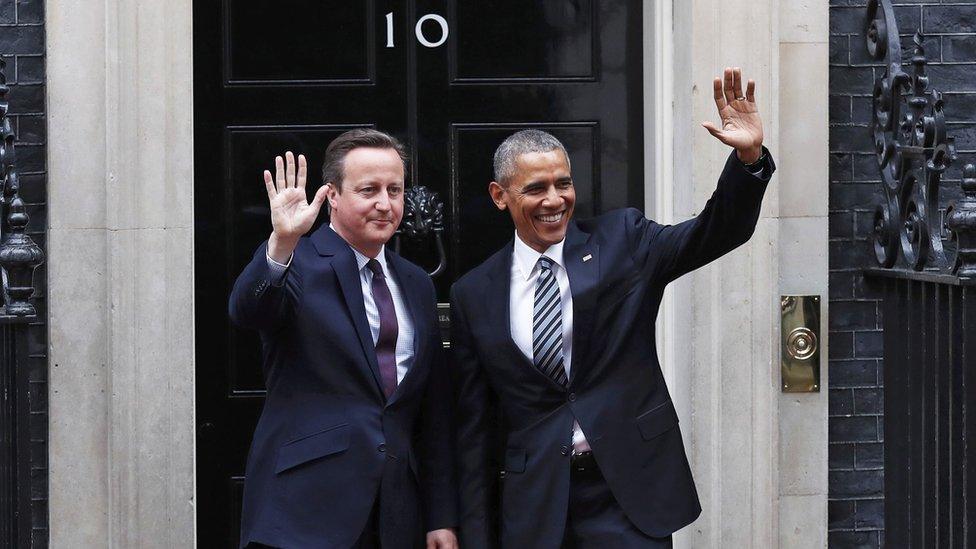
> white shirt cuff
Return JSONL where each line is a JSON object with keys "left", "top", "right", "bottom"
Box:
{"left": 266, "top": 253, "right": 292, "bottom": 286}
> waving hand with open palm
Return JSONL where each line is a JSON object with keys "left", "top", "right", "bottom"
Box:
{"left": 263, "top": 151, "right": 329, "bottom": 263}
{"left": 701, "top": 67, "right": 765, "bottom": 164}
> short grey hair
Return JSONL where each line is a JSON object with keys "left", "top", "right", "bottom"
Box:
{"left": 492, "top": 129, "right": 570, "bottom": 185}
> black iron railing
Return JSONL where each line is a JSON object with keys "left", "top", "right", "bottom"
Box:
{"left": 863, "top": 1, "right": 976, "bottom": 546}
{"left": 0, "top": 57, "right": 45, "bottom": 548}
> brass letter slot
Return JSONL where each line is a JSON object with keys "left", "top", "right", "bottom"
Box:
{"left": 781, "top": 295, "right": 821, "bottom": 392}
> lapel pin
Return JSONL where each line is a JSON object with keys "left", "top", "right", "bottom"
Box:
{"left": 582, "top": 254, "right": 592, "bottom": 262}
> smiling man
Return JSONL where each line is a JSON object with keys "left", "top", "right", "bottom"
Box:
{"left": 229, "top": 129, "right": 457, "bottom": 549}
{"left": 450, "top": 68, "right": 776, "bottom": 548}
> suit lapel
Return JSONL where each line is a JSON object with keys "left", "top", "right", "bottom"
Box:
{"left": 562, "top": 223, "right": 599, "bottom": 386}
{"left": 312, "top": 226, "right": 385, "bottom": 399}
{"left": 484, "top": 242, "right": 517, "bottom": 360}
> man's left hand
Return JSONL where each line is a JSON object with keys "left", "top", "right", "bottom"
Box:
{"left": 702, "top": 67, "right": 764, "bottom": 164}
{"left": 426, "top": 528, "right": 458, "bottom": 549}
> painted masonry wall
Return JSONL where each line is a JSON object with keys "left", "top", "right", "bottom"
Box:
{"left": 828, "top": 1, "right": 976, "bottom": 547}
{"left": 0, "top": 0, "right": 47, "bottom": 547}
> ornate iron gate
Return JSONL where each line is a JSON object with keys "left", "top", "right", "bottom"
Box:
{"left": 864, "top": 1, "right": 976, "bottom": 545}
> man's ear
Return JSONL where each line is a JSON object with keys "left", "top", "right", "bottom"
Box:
{"left": 325, "top": 182, "right": 339, "bottom": 210}
{"left": 488, "top": 181, "right": 507, "bottom": 211}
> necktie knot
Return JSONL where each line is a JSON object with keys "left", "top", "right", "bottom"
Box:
{"left": 537, "top": 255, "right": 555, "bottom": 272}
{"left": 367, "top": 258, "right": 385, "bottom": 279}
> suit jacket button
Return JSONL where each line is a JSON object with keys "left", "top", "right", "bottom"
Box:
{"left": 498, "top": 470, "right": 507, "bottom": 479}
{"left": 377, "top": 443, "right": 386, "bottom": 453}
{"left": 560, "top": 445, "right": 570, "bottom": 456}
{"left": 568, "top": 392, "right": 576, "bottom": 402}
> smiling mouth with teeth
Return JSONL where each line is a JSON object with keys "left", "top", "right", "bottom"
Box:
{"left": 536, "top": 211, "right": 565, "bottom": 223}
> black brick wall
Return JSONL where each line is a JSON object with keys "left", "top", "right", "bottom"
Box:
{"left": 829, "top": 1, "right": 976, "bottom": 547}
{"left": 1, "top": 0, "right": 47, "bottom": 547}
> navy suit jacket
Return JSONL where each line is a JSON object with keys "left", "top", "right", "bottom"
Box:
{"left": 450, "top": 149, "right": 774, "bottom": 548}
{"left": 229, "top": 226, "right": 456, "bottom": 549}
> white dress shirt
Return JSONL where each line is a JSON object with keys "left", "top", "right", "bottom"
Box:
{"left": 510, "top": 233, "right": 590, "bottom": 451}
{"left": 267, "top": 228, "right": 414, "bottom": 384}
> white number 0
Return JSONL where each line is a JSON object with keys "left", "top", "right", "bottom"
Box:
{"left": 414, "top": 14, "right": 449, "bottom": 48}
{"left": 385, "top": 12, "right": 449, "bottom": 49}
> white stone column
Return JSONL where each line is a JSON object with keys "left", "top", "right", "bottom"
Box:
{"left": 660, "top": 0, "right": 828, "bottom": 547}
{"left": 47, "top": 0, "right": 196, "bottom": 547}
{"left": 776, "top": 1, "right": 829, "bottom": 547}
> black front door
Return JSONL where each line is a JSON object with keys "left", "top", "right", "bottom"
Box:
{"left": 194, "top": 1, "right": 643, "bottom": 545}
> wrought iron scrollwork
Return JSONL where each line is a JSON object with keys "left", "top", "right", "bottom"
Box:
{"left": 947, "top": 165, "right": 976, "bottom": 278}
{"left": 0, "top": 59, "right": 43, "bottom": 317}
{"left": 865, "top": 0, "right": 975, "bottom": 277}
{"left": 394, "top": 185, "right": 447, "bottom": 277}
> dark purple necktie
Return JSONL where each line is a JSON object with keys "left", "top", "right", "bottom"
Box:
{"left": 367, "top": 259, "right": 399, "bottom": 398}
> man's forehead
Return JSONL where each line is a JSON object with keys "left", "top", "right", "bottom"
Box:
{"left": 514, "top": 148, "right": 568, "bottom": 165}
{"left": 344, "top": 149, "right": 404, "bottom": 178}
{"left": 512, "top": 150, "right": 570, "bottom": 178}
{"left": 345, "top": 147, "right": 403, "bottom": 166}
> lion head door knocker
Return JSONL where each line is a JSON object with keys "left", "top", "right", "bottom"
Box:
{"left": 395, "top": 185, "right": 447, "bottom": 277}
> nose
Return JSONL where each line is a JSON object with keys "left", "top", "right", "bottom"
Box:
{"left": 543, "top": 185, "right": 563, "bottom": 207}
{"left": 375, "top": 190, "right": 391, "bottom": 212}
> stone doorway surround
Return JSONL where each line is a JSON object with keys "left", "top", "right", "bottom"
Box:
{"left": 653, "top": 1, "right": 829, "bottom": 547}
{"left": 47, "top": 0, "right": 195, "bottom": 546}
{"left": 45, "top": 0, "right": 827, "bottom": 547}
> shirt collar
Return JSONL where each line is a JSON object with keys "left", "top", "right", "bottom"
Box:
{"left": 330, "top": 223, "right": 388, "bottom": 274}
{"left": 512, "top": 231, "right": 565, "bottom": 281}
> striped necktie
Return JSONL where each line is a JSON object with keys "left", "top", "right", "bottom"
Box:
{"left": 533, "top": 256, "right": 568, "bottom": 386}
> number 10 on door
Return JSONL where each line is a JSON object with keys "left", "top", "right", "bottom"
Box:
{"left": 386, "top": 12, "right": 449, "bottom": 48}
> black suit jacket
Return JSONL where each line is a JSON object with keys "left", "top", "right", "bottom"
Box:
{"left": 450, "top": 149, "right": 774, "bottom": 548}
{"left": 229, "top": 226, "right": 456, "bottom": 549}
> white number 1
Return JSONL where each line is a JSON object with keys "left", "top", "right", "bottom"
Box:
{"left": 386, "top": 12, "right": 395, "bottom": 48}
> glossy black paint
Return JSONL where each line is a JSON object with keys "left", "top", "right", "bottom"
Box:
{"left": 194, "top": 1, "right": 643, "bottom": 545}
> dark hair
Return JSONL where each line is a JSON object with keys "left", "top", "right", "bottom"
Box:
{"left": 321, "top": 128, "right": 409, "bottom": 191}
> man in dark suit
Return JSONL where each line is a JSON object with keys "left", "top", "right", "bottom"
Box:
{"left": 229, "top": 129, "right": 457, "bottom": 549}
{"left": 451, "top": 68, "right": 775, "bottom": 548}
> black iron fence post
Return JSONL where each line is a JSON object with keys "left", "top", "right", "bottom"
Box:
{"left": 0, "top": 57, "right": 45, "bottom": 548}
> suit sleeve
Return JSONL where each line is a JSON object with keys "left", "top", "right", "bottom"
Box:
{"left": 631, "top": 147, "right": 775, "bottom": 284}
{"left": 228, "top": 240, "right": 304, "bottom": 332}
{"left": 450, "top": 285, "right": 495, "bottom": 549}
{"left": 419, "top": 279, "right": 459, "bottom": 532}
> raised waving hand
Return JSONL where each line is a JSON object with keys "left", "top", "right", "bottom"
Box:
{"left": 264, "top": 151, "right": 328, "bottom": 263}
{"left": 701, "top": 67, "right": 764, "bottom": 164}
